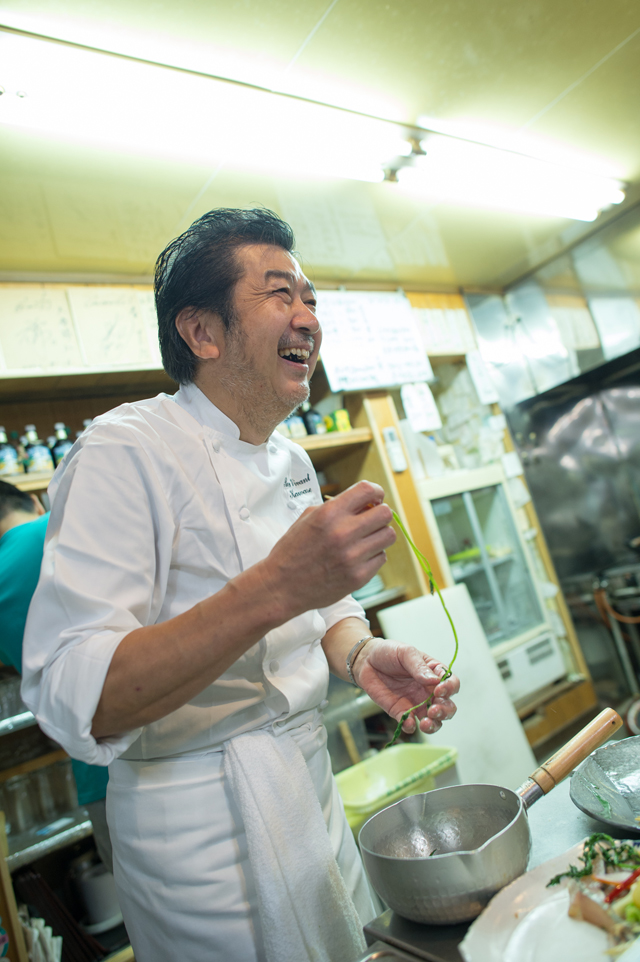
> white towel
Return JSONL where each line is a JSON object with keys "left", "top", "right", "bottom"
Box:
{"left": 224, "top": 727, "right": 367, "bottom": 962}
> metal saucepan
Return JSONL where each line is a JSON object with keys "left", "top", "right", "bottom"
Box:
{"left": 359, "top": 708, "right": 622, "bottom": 925}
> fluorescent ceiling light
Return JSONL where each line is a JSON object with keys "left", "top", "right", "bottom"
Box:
{"left": 395, "top": 135, "right": 624, "bottom": 221}
{"left": 0, "top": 31, "right": 402, "bottom": 183}
{"left": 404, "top": 118, "right": 625, "bottom": 222}
{"left": 0, "top": 30, "right": 626, "bottom": 220}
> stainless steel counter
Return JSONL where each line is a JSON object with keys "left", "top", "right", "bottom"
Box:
{"left": 360, "top": 776, "right": 638, "bottom": 962}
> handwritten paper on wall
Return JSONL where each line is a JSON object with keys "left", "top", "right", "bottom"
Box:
{"left": 414, "top": 307, "right": 476, "bottom": 354}
{"left": 135, "top": 289, "right": 163, "bottom": 367}
{"left": 466, "top": 350, "right": 500, "bottom": 404}
{"left": 317, "top": 291, "right": 433, "bottom": 392}
{"left": 0, "top": 286, "right": 84, "bottom": 373}
{"left": 400, "top": 382, "right": 442, "bottom": 433}
{"left": 66, "top": 287, "right": 153, "bottom": 369}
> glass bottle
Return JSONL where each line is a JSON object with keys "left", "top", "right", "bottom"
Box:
{"left": 24, "top": 425, "right": 55, "bottom": 473}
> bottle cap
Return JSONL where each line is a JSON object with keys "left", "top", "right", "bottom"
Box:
{"left": 25, "top": 424, "right": 36, "bottom": 432}
{"left": 54, "top": 422, "right": 65, "bottom": 430}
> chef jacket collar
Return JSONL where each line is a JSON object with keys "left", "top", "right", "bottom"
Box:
{"left": 174, "top": 382, "right": 243, "bottom": 440}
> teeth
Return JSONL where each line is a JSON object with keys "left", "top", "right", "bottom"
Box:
{"left": 279, "top": 347, "right": 310, "bottom": 359}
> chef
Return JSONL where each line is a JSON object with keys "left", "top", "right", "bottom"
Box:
{"left": 22, "top": 208, "right": 459, "bottom": 962}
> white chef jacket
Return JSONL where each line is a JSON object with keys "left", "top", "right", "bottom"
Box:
{"left": 21, "top": 383, "right": 367, "bottom": 765}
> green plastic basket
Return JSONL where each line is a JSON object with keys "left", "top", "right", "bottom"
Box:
{"left": 335, "top": 742, "right": 458, "bottom": 835}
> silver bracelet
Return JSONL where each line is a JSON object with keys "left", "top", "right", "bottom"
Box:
{"left": 346, "top": 635, "right": 375, "bottom": 688}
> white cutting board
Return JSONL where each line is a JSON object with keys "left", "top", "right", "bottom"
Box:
{"left": 378, "top": 584, "right": 536, "bottom": 790}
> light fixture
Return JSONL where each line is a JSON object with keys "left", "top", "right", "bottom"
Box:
{"left": 394, "top": 134, "right": 624, "bottom": 221}
{"left": 0, "top": 29, "right": 627, "bottom": 220}
{"left": 0, "top": 30, "right": 404, "bottom": 183}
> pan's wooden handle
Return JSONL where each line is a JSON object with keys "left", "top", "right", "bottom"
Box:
{"left": 529, "top": 708, "right": 622, "bottom": 795}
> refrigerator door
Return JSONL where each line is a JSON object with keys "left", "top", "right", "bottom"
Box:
{"left": 432, "top": 483, "right": 544, "bottom": 647}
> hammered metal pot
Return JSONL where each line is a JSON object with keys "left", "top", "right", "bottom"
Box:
{"left": 359, "top": 709, "right": 622, "bottom": 925}
{"left": 359, "top": 783, "right": 530, "bottom": 924}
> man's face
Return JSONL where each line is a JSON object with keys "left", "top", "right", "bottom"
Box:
{"left": 215, "top": 244, "right": 321, "bottom": 431}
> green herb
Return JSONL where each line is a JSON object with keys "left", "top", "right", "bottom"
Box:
{"left": 385, "top": 511, "right": 459, "bottom": 749}
{"left": 547, "top": 833, "right": 640, "bottom": 886}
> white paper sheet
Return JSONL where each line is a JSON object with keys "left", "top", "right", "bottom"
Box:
{"left": 135, "top": 289, "right": 163, "bottom": 367}
{"left": 466, "top": 350, "right": 500, "bottom": 404}
{"left": 501, "top": 451, "right": 523, "bottom": 478}
{"left": 0, "top": 287, "right": 84, "bottom": 372}
{"left": 317, "top": 291, "right": 432, "bottom": 391}
{"left": 66, "top": 287, "right": 154, "bottom": 369}
{"left": 415, "top": 306, "right": 476, "bottom": 354}
{"left": 400, "top": 382, "right": 442, "bottom": 433}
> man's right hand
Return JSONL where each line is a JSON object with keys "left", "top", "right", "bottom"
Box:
{"left": 259, "top": 480, "right": 396, "bottom": 619}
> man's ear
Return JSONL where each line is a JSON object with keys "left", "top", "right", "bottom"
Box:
{"left": 175, "top": 308, "right": 221, "bottom": 360}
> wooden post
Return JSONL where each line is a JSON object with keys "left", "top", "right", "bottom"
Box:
{"left": 0, "top": 813, "right": 28, "bottom": 962}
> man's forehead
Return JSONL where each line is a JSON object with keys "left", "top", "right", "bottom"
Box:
{"left": 238, "top": 244, "right": 314, "bottom": 292}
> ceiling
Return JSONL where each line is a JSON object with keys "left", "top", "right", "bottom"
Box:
{"left": 1, "top": 0, "right": 639, "bottom": 290}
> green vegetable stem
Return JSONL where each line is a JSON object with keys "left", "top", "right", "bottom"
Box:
{"left": 385, "top": 511, "right": 459, "bottom": 749}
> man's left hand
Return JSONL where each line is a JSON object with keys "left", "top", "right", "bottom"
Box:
{"left": 352, "top": 639, "right": 459, "bottom": 735}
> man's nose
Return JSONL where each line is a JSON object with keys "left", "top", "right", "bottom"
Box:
{"left": 291, "top": 299, "right": 319, "bottom": 333}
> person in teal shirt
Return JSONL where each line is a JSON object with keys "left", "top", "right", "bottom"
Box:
{"left": 0, "top": 479, "right": 112, "bottom": 870}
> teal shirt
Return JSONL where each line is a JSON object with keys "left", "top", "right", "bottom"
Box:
{"left": 0, "top": 513, "right": 108, "bottom": 806}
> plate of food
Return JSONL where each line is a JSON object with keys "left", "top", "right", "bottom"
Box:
{"left": 460, "top": 834, "right": 640, "bottom": 962}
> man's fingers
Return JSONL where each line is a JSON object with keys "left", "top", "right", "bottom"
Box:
{"left": 340, "top": 480, "right": 385, "bottom": 511}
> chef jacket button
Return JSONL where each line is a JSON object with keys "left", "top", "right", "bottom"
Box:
{"left": 211, "top": 438, "right": 221, "bottom": 452}
{"left": 268, "top": 444, "right": 277, "bottom": 454}
{"left": 319, "top": 699, "right": 329, "bottom": 710}
{"left": 287, "top": 501, "right": 297, "bottom": 510}
{"left": 269, "top": 659, "right": 280, "bottom": 673}
{"left": 239, "top": 506, "right": 250, "bottom": 520}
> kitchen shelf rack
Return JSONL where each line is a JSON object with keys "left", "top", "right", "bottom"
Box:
{"left": 6, "top": 807, "right": 93, "bottom": 871}
{"left": 0, "top": 711, "right": 37, "bottom": 736}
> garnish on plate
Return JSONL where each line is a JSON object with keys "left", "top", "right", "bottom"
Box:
{"left": 548, "top": 834, "right": 640, "bottom": 954}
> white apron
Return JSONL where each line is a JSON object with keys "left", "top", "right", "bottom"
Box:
{"left": 106, "top": 709, "right": 376, "bottom": 962}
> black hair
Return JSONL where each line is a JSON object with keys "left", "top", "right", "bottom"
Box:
{"left": 0, "top": 480, "right": 38, "bottom": 523}
{"left": 154, "top": 208, "right": 296, "bottom": 384}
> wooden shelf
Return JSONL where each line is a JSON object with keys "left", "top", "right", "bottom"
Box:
{"left": 294, "top": 427, "right": 372, "bottom": 468}
{"left": 10, "top": 471, "right": 53, "bottom": 492}
{"left": 0, "top": 749, "right": 67, "bottom": 785}
{"left": 296, "top": 427, "right": 372, "bottom": 453}
{"left": 0, "top": 368, "right": 175, "bottom": 402}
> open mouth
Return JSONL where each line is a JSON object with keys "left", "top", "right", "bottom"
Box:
{"left": 278, "top": 347, "right": 311, "bottom": 364}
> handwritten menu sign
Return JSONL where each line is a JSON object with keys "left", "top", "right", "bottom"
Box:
{"left": 66, "top": 287, "right": 153, "bottom": 369}
{"left": 316, "top": 291, "right": 432, "bottom": 392}
{"left": 0, "top": 286, "right": 84, "bottom": 373}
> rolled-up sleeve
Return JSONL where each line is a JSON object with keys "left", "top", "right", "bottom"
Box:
{"left": 21, "top": 426, "right": 174, "bottom": 766}
{"left": 319, "top": 595, "right": 369, "bottom": 634}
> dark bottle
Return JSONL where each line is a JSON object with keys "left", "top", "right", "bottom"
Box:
{"left": 0, "top": 426, "right": 21, "bottom": 477}
{"left": 300, "top": 402, "right": 327, "bottom": 436}
{"left": 50, "top": 422, "right": 73, "bottom": 467}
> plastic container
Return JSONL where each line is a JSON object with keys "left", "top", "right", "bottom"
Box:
{"left": 335, "top": 743, "right": 458, "bottom": 835}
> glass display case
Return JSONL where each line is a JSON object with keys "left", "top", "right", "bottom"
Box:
{"left": 431, "top": 482, "right": 543, "bottom": 648}
{"left": 418, "top": 464, "right": 567, "bottom": 703}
